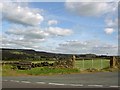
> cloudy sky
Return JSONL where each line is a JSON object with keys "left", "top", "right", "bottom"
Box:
{"left": 1, "top": 0, "right": 118, "bottom": 55}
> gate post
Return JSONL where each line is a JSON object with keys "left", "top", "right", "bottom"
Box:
{"left": 110, "top": 56, "right": 117, "bottom": 68}
{"left": 72, "top": 55, "right": 76, "bottom": 68}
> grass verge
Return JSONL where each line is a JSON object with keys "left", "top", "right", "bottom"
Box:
{"left": 2, "top": 65, "right": 80, "bottom": 76}
{"left": 17, "top": 67, "right": 80, "bottom": 75}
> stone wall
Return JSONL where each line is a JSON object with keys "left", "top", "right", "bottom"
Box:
{"left": 53, "top": 55, "right": 76, "bottom": 68}
{"left": 110, "top": 56, "right": 120, "bottom": 68}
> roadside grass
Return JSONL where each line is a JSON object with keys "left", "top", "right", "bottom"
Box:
{"left": 2, "top": 64, "right": 80, "bottom": 76}
{"left": 17, "top": 67, "right": 80, "bottom": 75}
{"left": 2, "top": 64, "right": 20, "bottom": 76}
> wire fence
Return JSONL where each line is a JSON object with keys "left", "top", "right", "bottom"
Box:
{"left": 75, "top": 59, "right": 110, "bottom": 70}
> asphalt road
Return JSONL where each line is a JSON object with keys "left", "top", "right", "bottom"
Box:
{"left": 2, "top": 72, "right": 119, "bottom": 88}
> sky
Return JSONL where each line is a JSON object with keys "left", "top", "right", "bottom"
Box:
{"left": 0, "top": 0, "right": 119, "bottom": 55}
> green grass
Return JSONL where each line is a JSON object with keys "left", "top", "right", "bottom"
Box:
{"left": 31, "top": 59, "right": 110, "bottom": 69}
{"left": 2, "top": 59, "right": 110, "bottom": 76}
{"left": 2, "top": 64, "right": 17, "bottom": 76}
{"left": 17, "top": 67, "right": 80, "bottom": 75}
{"left": 2, "top": 64, "right": 80, "bottom": 76}
{"left": 75, "top": 59, "right": 109, "bottom": 69}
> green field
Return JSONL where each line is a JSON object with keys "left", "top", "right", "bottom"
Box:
{"left": 17, "top": 67, "right": 80, "bottom": 75}
{"left": 2, "top": 64, "right": 80, "bottom": 76}
{"left": 2, "top": 59, "right": 110, "bottom": 69}
{"left": 2, "top": 59, "right": 110, "bottom": 68}
{"left": 75, "top": 59, "right": 110, "bottom": 69}
{"left": 2, "top": 59, "right": 110, "bottom": 76}
{"left": 31, "top": 59, "right": 110, "bottom": 69}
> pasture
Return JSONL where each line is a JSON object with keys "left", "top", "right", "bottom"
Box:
{"left": 31, "top": 59, "right": 110, "bottom": 70}
{"left": 2, "top": 59, "right": 111, "bottom": 76}
{"left": 75, "top": 59, "right": 109, "bottom": 69}
{"left": 2, "top": 64, "right": 80, "bottom": 76}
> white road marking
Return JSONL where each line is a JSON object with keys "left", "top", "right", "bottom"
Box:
{"left": 88, "top": 85, "right": 103, "bottom": 87}
{"left": 21, "top": 81, "right": 31, "bottom": 83}
{"left": 10, "top": 80, "right": 19, "bottom": 83}
{"left": 68, "top": 84, "right": 83, "bottom": 87}
{"left": 48, "top": 83, "right": 83, "bottom": 87}
{"left": 4, "top": 79, "right": 119, "bottom": 88}
{"left": 110, "top": 86, "right": 120, "bottom": 88}
{"left": 13, "top": 80, "right": 20, "bottom": 83}
{"left": 10, "top": 80, "right": 14, "bottom": 82}
{"left": 36, "top": 82, "right": 46, "bottom": 84}
{"left": 48, "top": 83, "right": 65, "bottom": 86}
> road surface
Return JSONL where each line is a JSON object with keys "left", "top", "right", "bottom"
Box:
{"left": 2, "top": 72, "right": 119, "bottom": 88}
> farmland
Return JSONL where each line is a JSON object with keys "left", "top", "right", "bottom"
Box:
{"left": 2, "top": 59, "right": 112, "bottom": 76}
{"left": 75, "top": 59, "right": 109, "bottom": 69}
{"left": 31, "top": 59, "right": 110, "bottom": 69}
{"left": 2, "top": 64, "right": 80, "bottom": 76}
{"left": 1, "top": 48, "right": 119, "bottom": 76}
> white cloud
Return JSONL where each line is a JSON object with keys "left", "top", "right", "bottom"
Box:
{"left": 105, "top": 18, "right": 118, "bottom": 27}
{"left": 65, "top": 1, "right": 118, "bottom": 35}
{"left": 104, "top": 18, "right": 117, "bottom": 35}
{"left": 6, "top": 26, "right": 73, "bottom": 38}
{"left": 47, "top": 27, "right": 73, "bottom": 36}
{"left": 2, "top": 39, "right": 45, "bottom": 50}
{"left": 1, "top": 2, "right": 44, "bottom": 26}
{"left": 104, "top": 28, "right": 114, "bottom": 34}
{"left": 48, "top": 20, "right": 58, "bottom": 26}
{"left": 6, "top": 27, "right": 49, "bottom": 40}
{"left": 65, "top": 1, "right": 117, "bottom": 16}
{"left": 2, "top": 33, "right": 46, "bottom": 50}
{"left": 55, "top": 40, "right": 118, "bottom": 55}
{"left": 3, "top": 26, "right": 48, "bottom": 49}
{"left": 3, "top": 25, "right": 73, "bottom": 49}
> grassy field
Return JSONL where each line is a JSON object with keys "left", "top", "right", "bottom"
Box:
{"left": 2, "top": 59, "right": 110, "bottom": 76}
{"left": 75, "top": 59, "right": 110, "bottom": 69}
{"left": 17, "top": 67, "right": 80, "bottom": 75}
{"left": 2, "top": 64, "right": 80, "bottom": 76}
{"left": 31, "top": 59, "right": 110, "bottom": 69}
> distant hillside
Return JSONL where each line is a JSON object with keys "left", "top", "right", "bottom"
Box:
{"left": 1, "top": 48, "right": 72, "bottom": 61}
{"left": 1, "top": 48, "right": 114, "bottom": 61}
